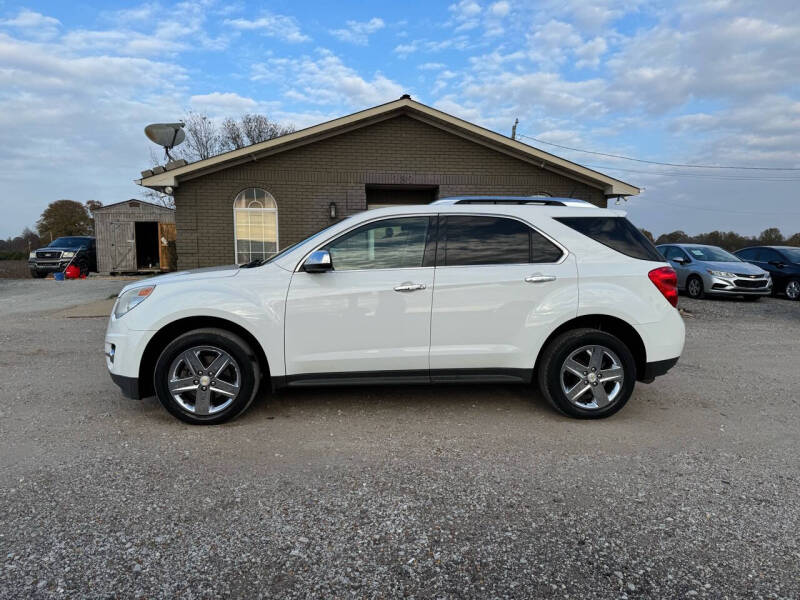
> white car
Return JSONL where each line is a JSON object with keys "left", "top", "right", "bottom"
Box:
{"left": 105, "top": 197, "right": 684, "bottom": 424}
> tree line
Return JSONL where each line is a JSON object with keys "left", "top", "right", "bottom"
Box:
{"left": 0, "top": 200, "right": 101, "bottom": 259}
{"left": 639, "top": 227, "right": 800, "bottom": 251}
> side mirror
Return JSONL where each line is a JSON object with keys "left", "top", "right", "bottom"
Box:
{"left": 673, "top": 257, "right": 689, "bottom": 265}
{"left": 303, "top": 250, "right": 332, "bottom": 273}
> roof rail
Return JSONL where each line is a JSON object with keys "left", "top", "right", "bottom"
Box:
{"left": 432, "top": 196, "right": 597, "bottom": 208}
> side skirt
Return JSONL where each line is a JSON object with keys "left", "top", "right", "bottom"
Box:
{"left": 272, "top": 368, "right": 532, "bottom": 390}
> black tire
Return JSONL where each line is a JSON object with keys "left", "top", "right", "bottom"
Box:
{"left": 31, "top": 270, "right": 47, "bottom": 279}
{"left": 76, "top": 259, "right": 89, "bottom": 277}
{"left": 785, "top": 279, "right": 800, "bottom": 301}
{"left": 686, "top": 275, "right": 705, "bottom": 299}
{"left": 537, "top": 328, "right": 637, "bottom": 419}
{"left": 153, "top": 328, "right": 261, "bottom": 425}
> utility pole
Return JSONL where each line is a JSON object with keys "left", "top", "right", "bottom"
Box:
{"left": 511, "top": 118, "right": 519, "bottom": 140}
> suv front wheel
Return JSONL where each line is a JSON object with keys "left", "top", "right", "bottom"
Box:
{"left": 153, "top": 328, "right": 261, "bottom": 425}
{"left": 537, "top": 328, "right": 636, "bottom": 419}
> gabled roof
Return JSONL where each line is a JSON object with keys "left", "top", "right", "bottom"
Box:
{"left": 93, "top": 198, "right": 174, "bottom": 211}
{"left": 137, "top": 96, "right": 639, "bottom": 197}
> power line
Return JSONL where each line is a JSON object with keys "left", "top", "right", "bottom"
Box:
{"left": 582, "top": 163, "right": 800, "bottom": 182}
{"left": 517, "top": 133, "right": 800, "bottom": 171}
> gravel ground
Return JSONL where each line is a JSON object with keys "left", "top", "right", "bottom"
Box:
{"left": 1, "top": 284, "right": 799, "bottom": 599}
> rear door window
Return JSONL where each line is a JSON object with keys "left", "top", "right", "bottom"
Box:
{"left": 556, "top": 217, "right": 664, "bottom": 261}
{"left": 440, "top": 216, "right": 563, "bottom": 266}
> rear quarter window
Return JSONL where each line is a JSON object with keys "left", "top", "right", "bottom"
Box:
{"left": 556, "top": 217, "right": 664, "bottom": 262}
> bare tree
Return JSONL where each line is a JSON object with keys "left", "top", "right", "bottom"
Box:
{"left": 147, "top": 111, "right": 295, "bottom": 166}
{"left": 241, "top": 113, "right": 295, "bottom": 145}
{"left": 220, "top": 117, "right": 246, "bottom": 151}
{"left": 181, "top": 111, "right": 220, "bottom": 161}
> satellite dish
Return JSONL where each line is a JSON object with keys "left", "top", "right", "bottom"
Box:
{"left": 145, "top": 122, "right": 185, "bottom": 160}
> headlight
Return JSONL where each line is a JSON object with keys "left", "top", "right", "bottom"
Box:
{"left": 29, "top": 251, "right": 36, "bottom": 259}
{"left": 62, "top": 251, "right": 75, "bottom": 258}
{"left": 707, "top": 269, "right": 735, "bottom": 278}
{"left": 114, "top": 285, "right": 155, "bottom": 319}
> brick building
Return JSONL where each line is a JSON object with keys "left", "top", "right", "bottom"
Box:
{"left": 138, "top": 96, "right": 638, "bottom": 270}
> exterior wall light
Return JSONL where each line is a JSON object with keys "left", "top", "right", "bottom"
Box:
{"left": 329, "top": 202, "right": 337, "bottom": 219}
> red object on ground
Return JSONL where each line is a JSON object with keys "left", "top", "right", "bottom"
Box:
{"left": 64, "top": 265, "right": 81, "bottom": 279}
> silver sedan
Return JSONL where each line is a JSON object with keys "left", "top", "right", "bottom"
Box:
{"left": 656, "top": 244, "right": 771, "bottom": 300}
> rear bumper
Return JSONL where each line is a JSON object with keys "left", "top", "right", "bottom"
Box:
{"left": 110, "top": 372, "right": 141, "bottom": 399}
{"left": 640, "top": 356, "right": 679, "bottom": 382}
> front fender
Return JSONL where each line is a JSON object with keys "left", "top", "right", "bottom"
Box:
{"left": 119, "top": 265, "right": 292, "bottom": 376}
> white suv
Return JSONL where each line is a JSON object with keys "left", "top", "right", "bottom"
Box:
{"left": 105, "top": 197, "right": 684, "bottom": 424}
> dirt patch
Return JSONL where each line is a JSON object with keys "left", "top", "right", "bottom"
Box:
{"left": 54, "top": 298, "right": 116, "bottom": 318}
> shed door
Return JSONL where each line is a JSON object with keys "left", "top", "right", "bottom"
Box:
{"left": 159, "top": 223, "right": 177, "bottom": 271}
{"left": 111, "top": 222, "right": 136, "bottom": 272}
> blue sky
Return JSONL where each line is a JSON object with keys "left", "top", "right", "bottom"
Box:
{"left": 1, "top": 0, "right": 799, "bottom": 239}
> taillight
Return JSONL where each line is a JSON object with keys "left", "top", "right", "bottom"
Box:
{"left": 648, "top": 267, "right": 678, "bottom": 307}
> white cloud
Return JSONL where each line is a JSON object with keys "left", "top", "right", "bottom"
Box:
{"left": 224, "top": 12, "right": 310, "bottom": 43}
{"left": 448, "top": 0, "right": 482, "bottom": 31}
{"left": 330, "top": 17, "right": 385, "bottom": 45}
{"left": 189, "top": 92, "right": 259, "bottom": 115}
{"left": 489, "top": 1, "right": 510, "bottom": 18}
{"left": 418, "top": 62, "right": 446, "bottom": 70}
{"left": 0, "top": 9, "right": 61, "bottom": 39}
{"left": 251, "top": 50, "right": 406, "bottom": 108}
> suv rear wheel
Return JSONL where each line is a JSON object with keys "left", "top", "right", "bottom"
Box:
{"left": 153, "top": 328, "right": 260, "bottom": 425}
{"left": 537, "top": 328, "right": 636, "bottom": 419}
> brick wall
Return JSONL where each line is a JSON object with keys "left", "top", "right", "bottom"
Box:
{"left": 173, "top": 115, "right": 606, "bottom": 269}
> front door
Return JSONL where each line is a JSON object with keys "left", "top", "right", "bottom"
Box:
{"left": 285, "top": 216, "right": 435, "bottom": 378}
{"left": 429, "top": 215, "right": 578, "bottom": 378}
{"left": 663, "top": 246, "right": 691, "bottom": 287}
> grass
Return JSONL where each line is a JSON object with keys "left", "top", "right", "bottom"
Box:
{"left": 0, "top": 259, "right": 32, "bottom": 279}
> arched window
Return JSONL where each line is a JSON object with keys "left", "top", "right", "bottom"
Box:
{"left": 233, "top": 188, "right": 278, "bottom": 264}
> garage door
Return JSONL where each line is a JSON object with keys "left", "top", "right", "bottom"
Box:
{"left": 366, "top": 186, "right": 438, "bottom": 210}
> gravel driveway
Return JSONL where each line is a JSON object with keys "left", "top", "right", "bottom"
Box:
{"left": 1, "top": 283, "right": 798, "bottom": 599}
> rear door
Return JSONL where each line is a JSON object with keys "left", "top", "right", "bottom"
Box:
{"left": 429, "top": 215, "right": 578, "bottom": 379}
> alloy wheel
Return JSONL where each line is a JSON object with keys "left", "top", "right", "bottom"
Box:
{"left": 167, "top": 345, "right": 241, "bottom": 415}
{"left": 786, "top": 280, "right": 800, "bottom": 300}
{"left": 559, "top": 345, "right": 624, "bottom": 410}
{"left": 687, "top": 278, "right": 702, "bottom": 297}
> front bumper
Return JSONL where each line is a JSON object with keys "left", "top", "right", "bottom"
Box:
{"left": 706, "top": 274, "right": 771, "bottom": 296}
{"left": 105, "top": 314, "right": 157, "bottom": 399}
{"left": 110, "top": 373, "right": 141, "bottom": 399}
{"left": 29, "top": 260, "right": 72, "bottom": 273}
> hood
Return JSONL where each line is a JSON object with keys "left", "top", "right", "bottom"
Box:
{"left": 703, "top": 260, "right": 766, "bottom": 275}
{"left": 38, "top": 246, "right": 86, "bottom": 252}
{"left": 120, "top": 264, "right": 240, "bottom": 293}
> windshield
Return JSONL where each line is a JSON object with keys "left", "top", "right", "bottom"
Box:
{"left": 49, "top": 237, "right": 90, "bottom": 249}
{"left": 779, "top": 247, "right": 800, "bottom": 262}
{"left": 683, "top": 246, "right": 741, "bottom": 262}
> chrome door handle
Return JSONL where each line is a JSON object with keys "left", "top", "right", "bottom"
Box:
{"left": 394, "top": 283, "right": 426, "bottom": 292}
{"left": 525, "top": 275, "right": 556, "bottom": 283}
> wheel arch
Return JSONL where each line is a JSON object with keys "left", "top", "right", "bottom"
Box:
{"left": 535, "top": 314, "right": 648, "bottom": 381}
{"left": 138, "top": 316, "right": 270, "bottom": 398}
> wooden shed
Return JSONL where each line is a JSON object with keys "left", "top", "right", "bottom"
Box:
{"left": 94, "top": 199, "right": 176, "bottom": 274}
